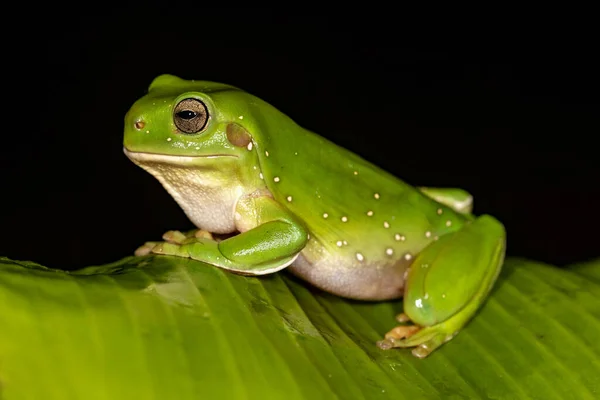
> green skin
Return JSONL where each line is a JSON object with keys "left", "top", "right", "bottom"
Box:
{"left": 123, "top": 75, "right": 506, "bottom": 358}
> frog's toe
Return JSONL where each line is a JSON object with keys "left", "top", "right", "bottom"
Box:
{"left": 193, "top": 229, "right": 214, "bottom": 240}
{"left": 395, "top": 312, "right": 411, "bottom": 323}
{"left": 385, "top": 325, "right": 421, "bottom": 341}
{"left": 410, "top": 330, "right": 458, "bottom": 358}
{"left": 376, "top": 324, "right": 422, "bottom": 351}
{"left": 151, "top": 242, "right": 190, "bottom": 258}
{"left": 134, "top": 241, "right": 161, "bottom": 256}
{"left": 161, "top": 229, "right": 215, "bottom": 244}
{"left": 135, "top": 230, "right": 206, "bottom": 257}
{"left": 162, "top": 230, "right": 189, "bottom": 244}
{"left": 377, "top": 321, "right": 458, "bottom": 358}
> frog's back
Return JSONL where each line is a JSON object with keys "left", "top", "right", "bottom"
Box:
{"left": 246, "top": 96, "right": 462, "bottom": 246}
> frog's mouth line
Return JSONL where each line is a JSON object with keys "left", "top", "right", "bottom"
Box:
{"left": 123, "top": 147, "right": 238, "bottom": 164}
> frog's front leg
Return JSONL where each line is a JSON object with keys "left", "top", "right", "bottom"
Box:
{"left": 149, "top": 195, "right": 309, "bottom": 275}
{"left": 378, "top": 215, "right": 506, "bottom": 358}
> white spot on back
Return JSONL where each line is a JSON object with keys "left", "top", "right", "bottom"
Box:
{"left": 374, "top": 193, "right": 380, "bottom": 199}
{"left": 437, "top": 208, "right": 443, "bottom": 215}
{"left": 383, "top": 221, "right": 390, "bottom": 228}
{"left": 367, "top": 210, "right": 374, "bottom": 216}
{"left": 353, "top": 171, "right": 358, "bottom": 175}
{"left": 336, "top": 240, "right": 343, "bottom": 247}
{"left": 238, "top": 115, "right": 244, "bottom": 120}
{"left": 394, "top": 233, "right": 406, "bottom": 241}
{"left": 247, "top": 142, "right": 253, "bottom": 151}
{"left": 446, "top": 220, "right": 452, "bottom": 227}
{"left": 286, "top": 196, "right": 292, "bottom": 202}
{"left": 265, "top": 151, "right": 269, "bottom": 157}
{"left": 386, "top": 248, "right": 394, "bottom": 256}
{"left": 323, "top": 213, "right": 329, "bottom": 219}
{"left": 167, "top": 138, "right": 172, "bottom": 142}
{"left": 356, "top": 252, "right": 364, "bottom": 261}
{"left": 404, "top": 253, "right": 413, "bottom": 261}
{"left": 259, "top": 173, "right": 264, "bottom": 180}
{"left": 274, "top": 177, "right": 280, "bottom": 182}
{"left": 425, "top": 231, "right": 432, "bottom": 238}
{"left": 341, "top": 216, "right": 348, "bottom": 222}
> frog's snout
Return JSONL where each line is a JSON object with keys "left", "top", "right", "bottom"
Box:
{"left": 125, "top": 104, "right": 146, "bottom": 132}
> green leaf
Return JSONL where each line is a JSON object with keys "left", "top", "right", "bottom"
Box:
{"left": 1, "top": 256, "right": 599, "bottom": 399}
{"left": 570, "top": 258, "right": 600, "bottom": 283}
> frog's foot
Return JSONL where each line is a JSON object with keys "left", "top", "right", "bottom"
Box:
{"left": 151, "top": 241, "right": 192, "bottom": 257}
{"left": 381, "top": 325, "right": 421, "bottom": 341}
{"left": 134, "top": 229, "right": 215, "bottom": 256}
{"left": 150, "top": 232, "right": 212, "bottom": 258}
{"left": 135, "top": 239, "right": 187, "bottom": 257}
{"left": 163, "top": 229, "right": 214, "bottom": 243}
{"left": 377, "top": 313, "right": 441, "bottom": 357}
{"left": 134, "top": 241, "right": 161, "bottom": 256}
{"left": 376, "top": 319, "right": 459, "bottom": 358}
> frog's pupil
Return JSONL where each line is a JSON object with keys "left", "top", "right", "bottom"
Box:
{"left": 178, "top": 110, "right": 197, "bottom": 120}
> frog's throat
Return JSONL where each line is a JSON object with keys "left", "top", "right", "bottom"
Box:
{"left": 123, "top": 147, "right": 243, "bottom": 234}
{"left": 122, "top": 148, "right": 238, "bottom": 165}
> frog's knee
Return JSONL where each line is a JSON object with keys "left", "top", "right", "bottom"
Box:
{"left": 473, "top": 214, "right": 506, "bottom": 239}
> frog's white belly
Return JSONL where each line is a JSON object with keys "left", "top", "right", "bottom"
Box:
{"left": 290, "top": 240, "right": 409, "bottom": 301}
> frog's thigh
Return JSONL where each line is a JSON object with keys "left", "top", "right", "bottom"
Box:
{"left": 418, "top": 187, "right": 473, "bottom": 214}
{"left": 378, "top": 215, "right": 505, "bottom": 358}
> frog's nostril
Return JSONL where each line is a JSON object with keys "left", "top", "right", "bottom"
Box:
{"left": 135, "top": 120, "right": 146, "bottom": 130}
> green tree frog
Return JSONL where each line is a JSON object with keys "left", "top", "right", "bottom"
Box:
{"left": 123, "top": 75, "right": 506, "bottom": 358}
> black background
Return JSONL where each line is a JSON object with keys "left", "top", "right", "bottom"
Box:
{"left": 1, "top": 11, "right": 598, "bottom": 270}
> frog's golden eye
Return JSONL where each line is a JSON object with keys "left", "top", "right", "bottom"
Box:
{"left": 173, "top": 98, "right": 209, "bottom": 134}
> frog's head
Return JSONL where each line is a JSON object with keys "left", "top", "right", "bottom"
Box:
{"left": 123, "top": 75, "right": 270, "bottom": 232}
{"left": 123, "top": 74, "right": 258, "bottom": 164}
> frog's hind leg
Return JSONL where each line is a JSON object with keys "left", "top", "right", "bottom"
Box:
{"left": 418, "top": 187, "right": 474, "bottom": 215}
{"left": 377, "top": 215, "right": 506, "bottom": 358}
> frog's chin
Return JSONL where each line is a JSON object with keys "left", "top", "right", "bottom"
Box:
{"left": 123, "top": 147, "right": 237, "bottom": 166}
